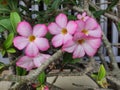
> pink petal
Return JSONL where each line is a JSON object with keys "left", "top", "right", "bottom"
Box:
{"left": 73, "top": 32, "right": 85, "bottom": 41}
{"left": 77, "top": 14, "right": 82, "bottom": 19}
{"left": 73, "top": 45, "right": 85, "bottom": 58}
{"left": 48, "top": 22, "right": 61, "bottom": 35}
{"left": 33, "top": 24, "right": 47, "bottom": 37}
{"left": 63, "top": 34, "right": 73, "bottom": 44}
{"left": 88, "top": 26, "right": 102, "bottom": 37}
{"left": 62, "top": 40, "right": 76, "bottom": 53}
{"left": 16, "top": 56, "right": 35, "bottom": 71}
{"left": 34, "top": 38, "right": 50, "bottom": 51}
{"left": 82, "top": 42, "right": 97, "bottom": 57}
{"left": 13, "top": 36, "right": 29, "bottom": 50}
{"left": 75, "top": 20, "right": 85, "bottom": 32}
{"left": 85, "top": 18, "right": 98, "bottom": 30}
{"left": 86, "top": 38, "right": 101, "bottom": 49}
{"left": 33, "top": 54, "right": 50, "bottom": 67}
{"left": 52, "top": 34, "right": 64, "bottom": 47}
{"left": 55, "top": 13, "right": 67, "bottom": 28}
{"left": 66, "top": 21, "right": 77, "bottom": 34}
{"left": 82, "top": 12, "right": 87, "bottom": 17}
{"left": 25, "top": 43, "right": 39, "bottom": 57}
{"left": 17, "top": 21, "right": 32, "bottom": 37}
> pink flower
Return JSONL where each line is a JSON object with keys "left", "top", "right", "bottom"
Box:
{"left": 13, "top": 21, "right": 50, "bottom": 57}
{"left": 76, "top": 17, "right": 102, "bottom": 38}
{"left": 48, "top": 13, "right": 77, "bottom": 47}
{"left": 62, "top": 33, "right": 101, "bottom": 58}
{"left": 16, "top": 53, "right": 51, "bottom": 71}
{"left": 77, "top": 12, "right": 89, "bottom": 21}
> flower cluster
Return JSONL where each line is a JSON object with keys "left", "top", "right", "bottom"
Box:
{"left": 13, "top": 12, "right": 102, "bottom": 71}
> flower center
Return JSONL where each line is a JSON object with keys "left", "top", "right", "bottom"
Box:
{"left": 81, "top": 17, "right": 84, "bottom": 20}
{"left": 78, "top": 39, "right": 85, "bottom": 44}
{"left": 29, "top": 35, "right": 36, "bottom": 42}
{"left": 61, "top": 28, "right": 67, "bottom": 35}
{"left": 81, "top": 29, "right": 88, "bottom": 35}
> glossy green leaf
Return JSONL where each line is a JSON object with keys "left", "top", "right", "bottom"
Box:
{"left": 63, "top": 53, "right": 81, "bottom": 64}
{"left": 3, "top": 33, "right": 14, "bottom": 49}
{"left": 7, "top": 48, "right": 16, "bottom": 53}
{"left": 0, "top": 19, "right": 13, "bottom": 31}
{"left": 97, "top": 64, "right": 106, "bottom": 81}
{"left": 10, "top": 12, "right": 21, "bottom": 33}
{"left": 38, "top": 72, "right": 46, "bottom": 84}
{"left": 16, "top": 66, "right": 27, "bottom": 76}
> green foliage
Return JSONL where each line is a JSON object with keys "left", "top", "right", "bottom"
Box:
{"left": 7, "top": 48, "right": 16, "bottom": 53}
{"left": 0, "top": 62, "right": 5, "bottom": 70}
{"left": 44, "top": 0, "right": 50, "bottom": 5}
{"left": 2, "top": 33, "right": 15, "bottom": 56}
{"left": 0, "top": 19, "right": 13, "bottom": 32}
{"left": 97, "top": 64, "right": 106, "bottom": 81}
{"left": 63, "top": 53, "right": 81, "bottom": 64}
{"left": 51, "top": 0, "right": 61, "bottom": 9}
{"left": 93, "top": 10, "right": 105, "bottom": 19}
{"left": 0, "top": 26, "right": 5, "bottom": 33}
{"left": 117, "top": 22, "right": 120, "bottom": 31}
{"left": 16, "top": 66, "right": 27, "bottom": 76}
{"left": 3, "top": 33, "right": 14, "bottom": 49}
{"left": 38, "top": 72, "right": 46, "bottom": 84}
{"left": 10, "top": 12, "right": 21, "bottom": 33}
{"left": 106, "top": 0, "right": 119, "bottom": 11}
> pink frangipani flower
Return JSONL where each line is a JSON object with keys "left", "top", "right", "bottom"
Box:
{"left": 62, "top": 33, "right": 101, "bottom": 58}
{"left": 76, "top": 17, "right": 102, "bottom": 38}
{"left": 77, "top": 12, "right": 89, "bottom": 21}
{"left": 48, "top": 13, "right": 77, "bottom": 47}
{"left": 13, "top": 21, "right": 50, "bottom": 57}
{"left": 16, "top": 53, "right": 51, "bottom": 71}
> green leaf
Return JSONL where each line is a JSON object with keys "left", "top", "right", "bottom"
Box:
{"left": 0, "top": 62, "right": 5, "bottom": 70}
{"left": 10, "top": 12, "right": 21, "bottom": 33}
{"left": 7, "top": 48, "right": 16, "bottom": 53}
{"left": 91, "top": 73, "right": 98, "bottom": 80}
{"left": 36, "top": 86, "right": 41, "bottom": 90}
{"left": 0, "top": 26, "right": 5, "bottom": 33}
{"left": 37, "top": 0, "right": 41, "bottom": 3}
{"left": 3, "top": 33, "right": 14, "bottom": 49}
{"left": 16, "top": 66, "right": 27, "bottom": 76}
{"left": 0, "top": 19, "right": 13, "bottom": 31}
{"left": 106, "top": 0, "right": 118, "bottom": 11}
{"left": 93, "top": 10, "right": 105, "bottom": 19}
{"left": 97, "top": 64, "right": 106, "bottom": 81}
{"left": 44, "top": 0, "right": 50, "bottom": 5}
{"left": 1, "top": 50, "right": 6, "bottom": 56}
{"left": 63, "top": 53, "right": 81, "bottom": 64}
{"left": 52, "top": 0, "right": 61, "bottom": 9}
{"left": 38, "top": 72, "right": 46, "bottom": 84}
{"left": 117, "top": 22, "right": 120, "bottom": 31}
{"left": 45, "top": 33, "right": 53, "bottom": 40}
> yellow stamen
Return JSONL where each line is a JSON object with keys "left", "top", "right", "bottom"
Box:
{"left": 81, "top": 29, "right": 88, "bottom": 35}
{"left": 29, "top": 35, "right": 36, "bottom": 42}
{"left": 81, "top": 17, "right": 84, "bottom": 20}
{"left": 61, "top": 28, "right": 67, "bottom": 35}
{"left": 78, "top": 39, "right": 85, "bottom": 44}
